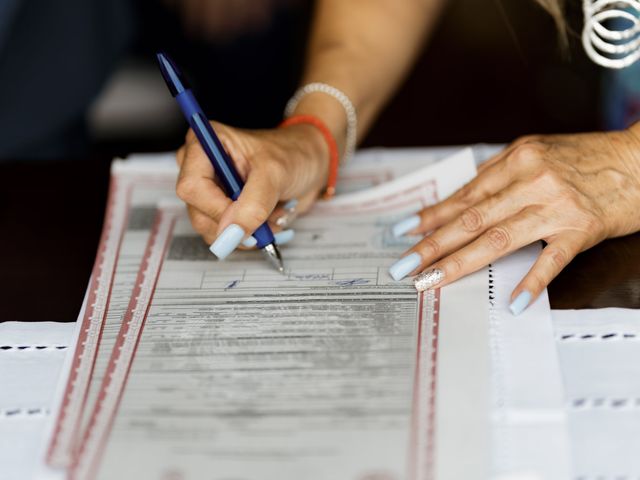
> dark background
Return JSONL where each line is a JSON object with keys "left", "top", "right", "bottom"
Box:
{"left": 4, "top": 0, "right": 637, "bottom": 322}
{"left": 96, "top": 0, "right": 603, "bottom": 155}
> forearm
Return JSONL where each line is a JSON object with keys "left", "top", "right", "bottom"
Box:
{"left": 291, "top": 0, "right": 445, "bottom": 152}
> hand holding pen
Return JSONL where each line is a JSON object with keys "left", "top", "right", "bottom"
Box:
{"left": 157, "top": 53, "right": 331, "bottom": 269}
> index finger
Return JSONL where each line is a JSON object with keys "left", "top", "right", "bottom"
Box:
{"left": 412, "top": 160, "right": 514, "bottom": 234}
{"left": 175, "top": 142, "right": 233, "bottom": 221}
{"left": 216, "top": 160, "right": 285, "bottom": 239}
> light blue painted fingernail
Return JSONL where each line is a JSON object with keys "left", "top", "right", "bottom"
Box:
{"left": 509, "top": 291, "right": 532, "bottom": 316}
{"left": 242, "top": 236, "right": 257, "bottom": 248}
{"left": 389, "top": 252, "right": 422, "bottom": 281}
{"left": 392, "top": 215, "right": 421, "bottom": 238}
{"left": 283, "top": 199, "right": 298, "bottom": 211}
{"left": 209, "top": 224, "right": 245, "bottom": 259}
{"left": 274, "top": 229, "right": 295, "bottom": 245}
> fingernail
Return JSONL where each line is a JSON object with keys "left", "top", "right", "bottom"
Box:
{"left": 283, "top": 199, "right": 298, "bottom": 211}
{"left": 276, "top": 200, "right": 299, "bottom": 228}
{"left": 276, "top": 212, "right": 298, "bottom": 229}
{"left": 242, "top": 236, "right": 257, "bottom": 248}
{"left": 274, "top": 229, "right": 295, "bottom": 245}
{"left": 509, "top": 291, "right": 531, "bottom": 316}
{"left": 209, "top": 224, "right": 245, "bottom": 259}
{"left": 392, "top": 215, "right": 421, "bottom": 238}
{"left": 414, "top": 268, "right": 445, "bottom": 292}
{"left": 389, "top": 252, "right": 422, "bottom": 281}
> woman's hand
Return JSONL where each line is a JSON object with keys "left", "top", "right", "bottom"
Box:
{"left": 176, "top": 121, "right": 328, "bottom": 257}
{"left": 388, "top": 124, "right": 640, "bottom": 314}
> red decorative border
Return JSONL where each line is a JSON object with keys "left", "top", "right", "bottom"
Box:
{"left": 426, "top": 289, "right": 441, "bottom": 479}
{"left": 46, "top": 178, "right": 129, "bottom": 466}
{"left": 313, "top": 180, "right": 437, "bottom": 216}
{"left": 408, "top": 289, "right": 441, "bottom": 480}
{"left": 65, "top": 172, "right": 444, "bottom": 479}
{"left": 409, "top": 292, "right": 425, "bottom": 480}
{"left": 72, "top": 212, "right": 176, "bottom": 480}
{"left": 47, "top": 175, "right": 176, "bottom": 467}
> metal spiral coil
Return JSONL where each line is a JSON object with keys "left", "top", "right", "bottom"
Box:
{"left": 583, "top": 0, "right": 640, "bottom": 68}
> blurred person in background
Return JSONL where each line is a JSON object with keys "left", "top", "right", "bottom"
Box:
{"left": 0, "top": 0, "right": 132, "bottom": 158}
{"left": 0, "top": 0, "right": 306, "bottom": 158}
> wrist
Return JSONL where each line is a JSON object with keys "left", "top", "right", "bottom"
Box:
{"left": 290, "top": 92, "right": 349, "bottom": 160}
{"left": 281, "top": 122, "right": 330, "bottom": 189}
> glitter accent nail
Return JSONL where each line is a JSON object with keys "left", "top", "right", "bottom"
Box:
{"left": 413, "top": 268, "right": 445, "bottom": 292}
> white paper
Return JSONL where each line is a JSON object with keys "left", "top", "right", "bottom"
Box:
{"left": 0, "top": 322, "right": 76, "bottom": 347}
{"left": 489, "top": 245, "right": 571, "bottom": 479}
{"left": 21, "top": 145, "right": 567, "bottom": 480}
{"left": 45, "top": 146, "right": 479, "bottom": 468}
{"left": 69, "top": 149, "right": 496, "bottom": 480}
{"left": 0, "top": 322, "right": 75, "bottom": 480}
{"left": 552, "top": 308, "right": 640, "bottom": 478}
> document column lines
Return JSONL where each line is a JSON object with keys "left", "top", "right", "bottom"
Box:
{"left": 47, "top": 177, "right": 132, "bottom": 468}
{"left": 72, "top": 208, "right": 177, "bottom": 480}
{"left": 409, "top": 289, "right": 440, "bottom": 480}
{"left": 426, "top": 289, "right": 441, "bottom": 480}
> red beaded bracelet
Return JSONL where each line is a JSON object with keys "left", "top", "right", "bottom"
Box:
{"left": 279, "top": 114, "right": 339, "bottom": 200}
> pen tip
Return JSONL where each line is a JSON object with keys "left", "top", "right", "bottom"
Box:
{"left": 262, "top": 243, "right": 285, "bottom": 274}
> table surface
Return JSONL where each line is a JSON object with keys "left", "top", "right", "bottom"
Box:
{"left": 1, "top": 156, "right": 639, "bottom": 321}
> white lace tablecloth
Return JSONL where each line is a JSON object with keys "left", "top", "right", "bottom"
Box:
{"left": 2, "top": 310, "right": 639, "bottom": 479}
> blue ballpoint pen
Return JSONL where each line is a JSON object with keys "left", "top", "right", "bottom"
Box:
{"left": 156, "top": 52, "right": 284, "bottom": 273}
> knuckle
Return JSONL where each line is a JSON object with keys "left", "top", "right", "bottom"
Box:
{"left": 266, "top": 160, "right": 288, "bottom": 189}
{"left": 456, "top": 183, "right": 476, "bottom": 206}
{"left": 448, "top": 254, "right": 464, "bottom": 274}
{"left": 460, "top": 207, "right": 484, "bottom": 233}
{"left": 510, "top": 143, "right": 544, "bottom": 169}
{"left": 190, "top": 214, "right": 212, "bottom": 234}
{"left": 547, "top": 247, "right": 568, "bottom": 270}
{"left": 242, "top": 202, "right": 271, "bottom": 226}
{"left": 175, "top": 176, "right": 199, "bottom": 202}
{"left": 420, "top": 236, "right": 441, "bottom": 258}
{"left": 537, "top": 168, "right": 564, "bottom": 190}
{"left": 486, "top": 226, "right": 511, "bottom": 251}
{"left": 529, "top": 273, "right": 547, "bottom": 294}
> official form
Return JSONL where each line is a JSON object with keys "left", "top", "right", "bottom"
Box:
{"left": 71, "top": 150, "right": 494, "bottom": 480}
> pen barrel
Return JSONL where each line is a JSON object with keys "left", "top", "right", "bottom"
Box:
{"left": 176, "top": 91, "right": 276, "bottom": 249}
{"left": 253, "top": 223, "right": 276, "bottom": 249}
{"left": 176, "top": 91, "right": 245, "bottom": 196}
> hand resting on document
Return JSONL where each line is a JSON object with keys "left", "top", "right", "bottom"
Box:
{"left": 389, "top": 124, "right": 640, "bottom": 315}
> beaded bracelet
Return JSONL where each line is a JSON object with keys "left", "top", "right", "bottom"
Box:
{"left": 284, "top": 82, "right": 357, "bottom": 164}
{"left": 279, "top": 114, "right": 339, "bottom": 200}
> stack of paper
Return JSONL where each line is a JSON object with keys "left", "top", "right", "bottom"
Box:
{"left": 33, "top": 148, "right": 569, "bottom": 479}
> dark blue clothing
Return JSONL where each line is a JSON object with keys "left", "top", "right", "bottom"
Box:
{"left": 0, "top": 0, "right": 132, "bottom": 158}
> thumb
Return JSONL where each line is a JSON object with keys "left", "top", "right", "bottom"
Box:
{"left": 216, "top": 162, "right": 284, "bottom": 243}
